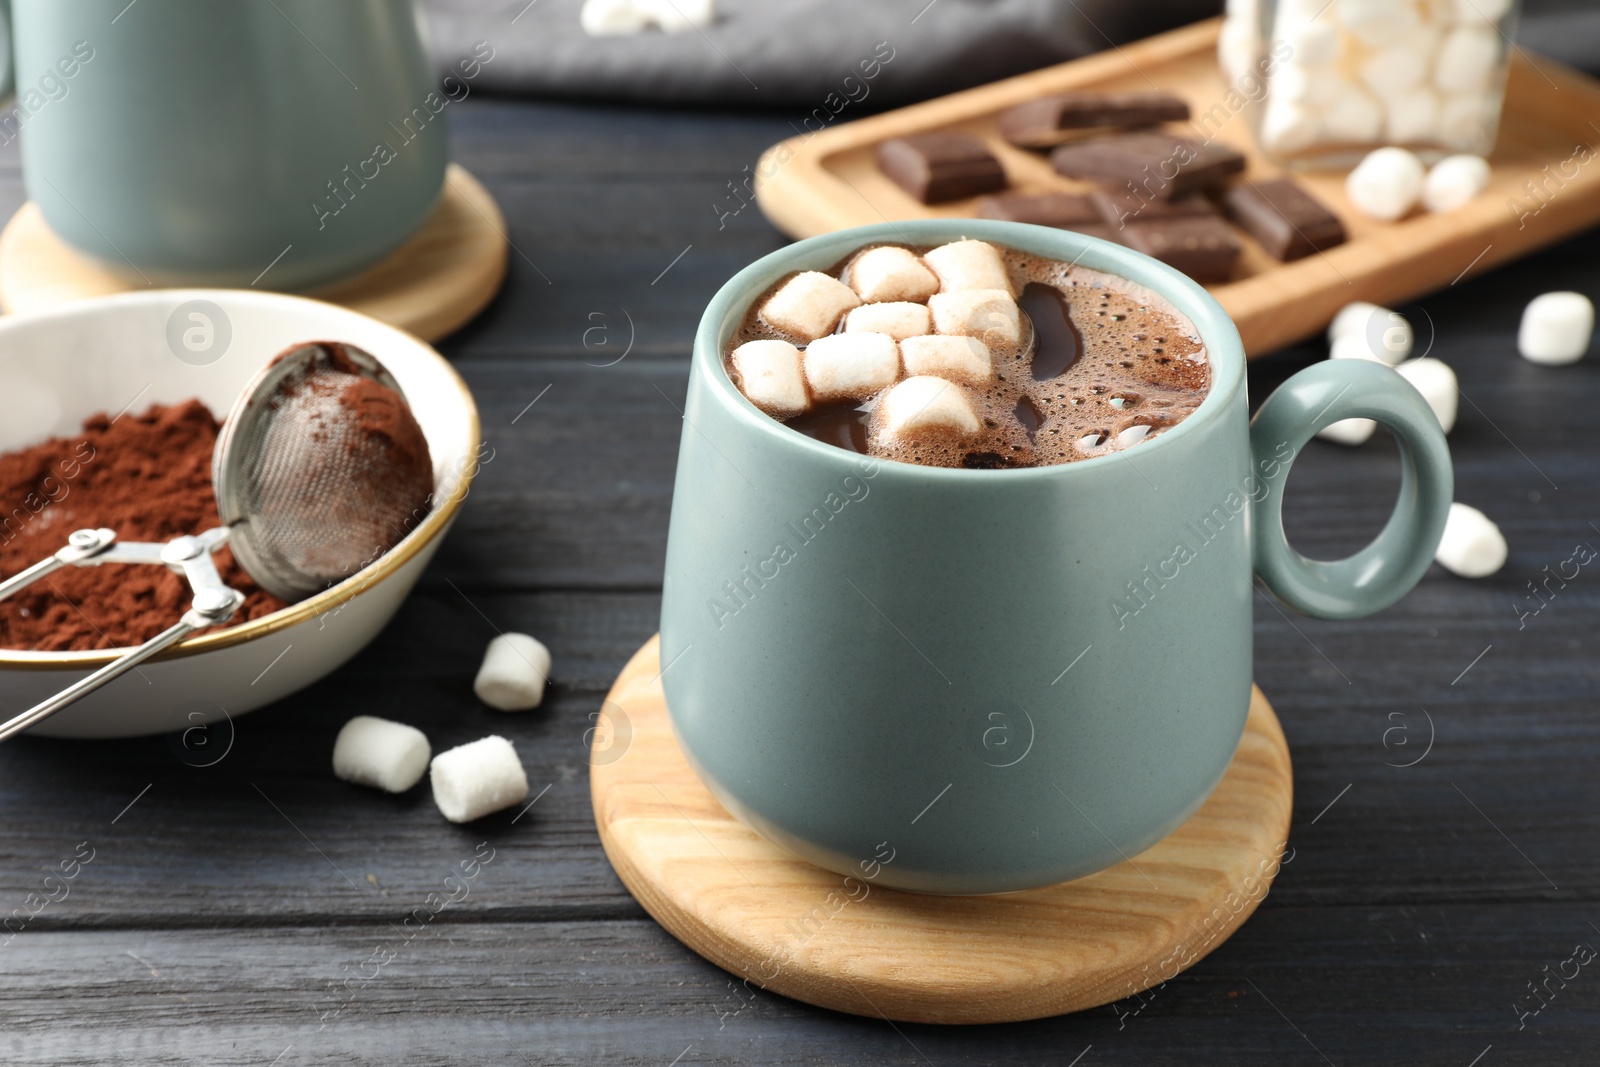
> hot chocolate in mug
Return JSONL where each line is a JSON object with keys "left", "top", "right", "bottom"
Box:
{"left": 660, "top": 219, "right": 1451, "bottom": 895}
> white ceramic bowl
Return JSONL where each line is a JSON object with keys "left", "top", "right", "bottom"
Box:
{"left": 0, "top": 290, "right": 480, "bottom": 738}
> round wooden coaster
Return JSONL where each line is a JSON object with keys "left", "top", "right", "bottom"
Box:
{"left": 591, "top": 636, "right": 1294, "bottom": 1025}
{"left": 0, "top": 163, "right": 507, "bottom": 343}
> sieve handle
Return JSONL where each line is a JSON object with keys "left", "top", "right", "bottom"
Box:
{"left": 0, "top": 528, "right": 119, "bottom": 604}
{"left": 0, "top": 616, "right": 205, "bottom": 742}
{"left": 0, "top": 528, "right": 243, "bottom": 742}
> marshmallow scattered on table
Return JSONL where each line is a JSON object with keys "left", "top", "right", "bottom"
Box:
{"left": 1395, "top": 357, "right": 1458, "bottom": 433}
{"left": 760, "top": 271, "right": 861, "bottom": 341}
{"left": 1423, "top": 154, "right": 1490, "bottom": 212}
{"left": 1317, "top": 417, "right": 1377, "bottom": 446}
{"left": 1328, "top": 303, "right": 1411, "bottom": 365}
{"left": 879, "top": 376, "right": 981, "bottom": 438}
{"left": 845, "top": 301, "right": 931, "bottom": 340}
{"left": 730, "top": 339, "right": 808, "bottom": 416}
{"left": 929, "top": 289, "right": 1022, "bottom": 349}
{"left": 474, "top": 633, "right": 553, "bottom": 712}
{"left": 1330, "top": 324, "right": 1411, "bottom": 366}
{"left": 332, "top": 716, "right": 431, "bottom": 793}
{"left": 1346, "top": 147, "right": 1426, "bottom": 221}
{"left": 846, "top": 246, "right": 939, "bottom": 304}
{"left": 579, "top": 0, "right": 651, "bottom": 35}
{"left": 923, "top": 240, "right": 1014, "bottom": 295}
{"left": 1328, "top": 301, "right": 1383, "bottom": 345}
{"left": 900, "top": 335, "right": 993, "bottom": 385}
{"left": 579, "top": 0, "right": 712, "bottom": 35}
{"left": 1434, "top": 502, "right": 1507, "bottom": 578}
{"left": 431, "top": 736, "right": 530, "bottom": 824}
{"left": 803, "top": 332, "right": 900, "bottom": 402}
{"left": 642, "top": 0, "right": 714, "bottom": 33}
{"left": 1518, "top": 292, "right": 1594, "bottom": 365}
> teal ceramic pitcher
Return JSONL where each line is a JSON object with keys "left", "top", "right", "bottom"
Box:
{"left": 8, "top": 0, "right": 447, "bottom": 290}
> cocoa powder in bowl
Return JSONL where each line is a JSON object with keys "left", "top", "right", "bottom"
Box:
{"left": 0, "top": 401, "right": 287, "bottom": 652}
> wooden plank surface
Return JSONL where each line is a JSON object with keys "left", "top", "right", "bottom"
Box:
{"left": 0, "top": 94, "right": 1596, "bottom": 1063}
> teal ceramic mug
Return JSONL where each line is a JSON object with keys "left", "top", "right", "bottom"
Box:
{"left": 10, "top": 0, "right": 448, "bottom": 290}
{"left": 659, "top": 220, "right": 1452, "bottom": 895}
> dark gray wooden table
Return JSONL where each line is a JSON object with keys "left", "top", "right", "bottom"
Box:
{"left": 1, "top": 95, "right": 1597, "bottom": 1066}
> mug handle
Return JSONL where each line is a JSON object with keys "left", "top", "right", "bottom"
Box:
{"left": 1249, "top": 358, "right": 1453, "bottom": 619}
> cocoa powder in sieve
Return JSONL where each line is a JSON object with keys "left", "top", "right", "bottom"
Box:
{"left": 0, "top": 401, "right": 287, "bottom": 651}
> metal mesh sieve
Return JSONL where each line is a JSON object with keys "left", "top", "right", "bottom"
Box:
{"left": 213, "top": 342, "right": 430, "bottom": 602}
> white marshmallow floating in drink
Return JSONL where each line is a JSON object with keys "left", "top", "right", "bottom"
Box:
{"left": 1434, "top": 502, "right": 1507, "bottom": 578}
{"left": 759, "top": 270, "right": 861, "bottom": 341}
{"left": 879, "top": 376, "right": 981, "bottom": 438}
{"left": 730, "top": 339, "right": 808, "bottom": 416}
{"left": 1423, "top": 154, "right": 1490, "bottom": 213}
{"left": 929, "top": 289, "right": 1022, "bottom": 349}
{"left": 1518, "top": 292, "right": 1594, "bottom": 365}
{"left": 431, "top": 736, "right": 530, "bottom": 824}
{"left": 1395, "top": 357, "right": 1458, "bottom": 433}
{"left": 922, "top": 240, "right": 1015, "bottom": 295}
{"left": 846, "top": 246, "right": 940, "bottom": 304}
{"left": 474, "top": 633, "right": 553, "bottom": 712}
{"left": 844, "top": 301, "right": 931, "bottom": 340}
{"left": 900, "top": 335, "right": 993, "bottom": 385}
{"left": 332, "top": 716, "right": 431, "bottom": 793}
{"left": 1346, "top": 147, "right": 1426, "bottom": 221}
{"left": 803, "top": 332, "right": 900, "bottom": 402}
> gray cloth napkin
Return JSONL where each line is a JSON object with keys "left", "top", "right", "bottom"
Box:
{"left": 421, "top": 0, "right": 1219, "bottom": 106}
{"left": 421, "top": 0, "right": 1600, "bottom": 107}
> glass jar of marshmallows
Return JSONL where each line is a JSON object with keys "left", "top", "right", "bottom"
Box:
{"left": 1219, "top": 0, "right": 1519, "bottom": 165}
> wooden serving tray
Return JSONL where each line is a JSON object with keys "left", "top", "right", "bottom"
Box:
{"left": 754, "top": 18, "right": 1600, "bottom": 357}
{"left": 591, "top": 636, "right": 1294, "bottom": 1025}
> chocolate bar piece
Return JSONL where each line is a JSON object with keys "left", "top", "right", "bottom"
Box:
{"left": 998, "top": 91, "right": 1190, "bottom": 148}
{"left": 1221, "top": 178, "right": 1346, "bottom": 261}
{"left": 1091, "top": 189, "right": 1217, "bottom": 230}
{"left": 976, "top": 192, "right": 1126, "bottom": 242}
{"left": 1049, "top": 132, "right": 1246, "bottom": 201}
{"left": 977, "top": 191, "right": 1096, "bottom": 225}
{"left": 875, "top": 133, "right": 1007, "bottom": 203}
{"left": 1121, "top": 216, "right": 1241, "bottom": 283}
